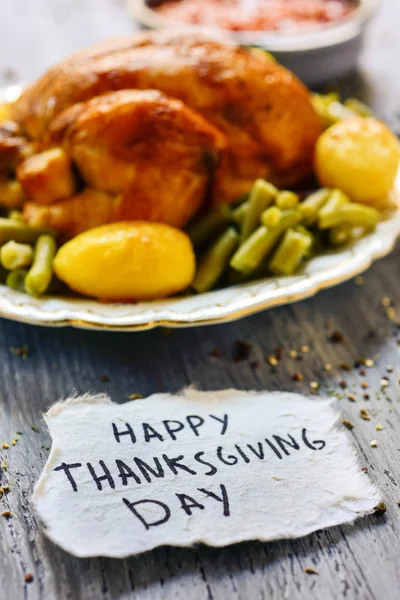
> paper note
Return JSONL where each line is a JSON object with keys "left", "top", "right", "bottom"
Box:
{"left": 32, "top": 390, "right": 380, "bottom": 558}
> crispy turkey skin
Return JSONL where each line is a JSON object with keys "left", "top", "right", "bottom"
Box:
{"left": 7, "top": 31, "right": 321, "bottom": 236}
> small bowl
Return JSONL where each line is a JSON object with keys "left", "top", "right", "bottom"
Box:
{"left": 129, "top": 0, "right": 379, "bottom": 86}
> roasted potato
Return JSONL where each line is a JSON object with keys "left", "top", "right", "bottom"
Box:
{"left": 0, "top": 178, "right": 26, "bottom": 209}
{"left": 315, "top": 118, "right": 400, "bottom": 206}
{"left": 17, "top": 148, "right": 77, "bottom": 205}
{"left": 54, "top": 222, "right": 196, "bottom": 301}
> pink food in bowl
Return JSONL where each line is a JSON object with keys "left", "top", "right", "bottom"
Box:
{"left": 153, "top": 0, "right": 357, "bottom": 33}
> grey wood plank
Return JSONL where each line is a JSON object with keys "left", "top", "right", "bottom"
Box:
{"left": 1, "top": 0, "right": 400, "bottom": 599}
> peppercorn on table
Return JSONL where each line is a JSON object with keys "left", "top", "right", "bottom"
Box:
{"left": 1, "top": 1, "right": 400, "bottom": 599}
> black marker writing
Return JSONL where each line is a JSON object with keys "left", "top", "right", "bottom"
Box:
{"left": 302, "top": 428, "right": 326, "bottom": 451}
{"left": 143, "top": 423, "right": 164, "bottom": 443}
{"left": 134, "top": 457, "right": 164, "bottom": 483}
{"left": 194, "top": 451, "right": 218, "bottom": 476}
{"left": 87, "top": 460, "right": 115, "bottom": 491}
{"left": 210, "top": 414, "right": 228, "bottom": 435}
{"left": 163, "top": 420, "right": 185, "bottom": 441}
{"left": 122, "top": 498, "right": 171, "bottom": 530}
{"left": 217, "top": 446, "right": 238, "bottom": 465}
{"left": 176, "top": 493, "right": 205, "bottom": 516}
{"left": 264, "top": 438, "right": 282, "bottom": 459}
{"left": 198, "top": 484, "right": 230, "bottom": 517}
{"left": 186, "top": 415, "right": 204, "bottom": 436}
{"left": 53, "top": 462, "right": 82, "bottom": 492}
{"left": 116, "top": 459, "right": 141, "bottom": 486}
{"left": 273, "top": 434, "right": 300, "bottom": 456}
{"left": 162, "top": 454, "right": 197, "bottom": 476}
{"left": 112, "top": 423, "right": 136, "bottom": 444}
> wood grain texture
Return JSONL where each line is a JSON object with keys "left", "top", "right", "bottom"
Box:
{"left": 1, "top": 0, "right": 400, "bottom": 598}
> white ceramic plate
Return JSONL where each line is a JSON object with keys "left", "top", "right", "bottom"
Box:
{"left": 1, "top": 85, "right": 400, "bottom": 331}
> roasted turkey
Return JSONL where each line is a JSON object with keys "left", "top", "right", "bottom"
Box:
{"left": 0, "top": 31, "right": 321, "bottom": 238}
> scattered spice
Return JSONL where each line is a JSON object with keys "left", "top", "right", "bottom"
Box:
{"left": 354, "top": 276, "right": 364, "bottom": 286}
{"left": 324, "top": 363, "right": 332, "bottom": 372}
{"left": 361, "top": 381, "right": 368, "bottom": 389}
{"left": 342, "top": 419, "right": 354, "bottom": 430}
{"left": 376, "top": 424, "right": 383, "bottom": 431}
{"left": 380, "top": 379, "right": 389, "bottom": 388}
{"left": 361, "top": 467, "right": 368, "bottom": 473}
{"left": 267, "top": 355, "right": 278, "bottom": 367}
{"left": 233, "top": 340, "right": 251, "bottom": 362}
{"left": 340, "top": 363, "right": 351, "bottom": 371}
{"left": 289, "top": 350, "right": 298, "bottom": 358}
{"left": 250, "top": 360, "right": 260, "bottom": 369}
{"left": 31, "top": 425, "right": 38, "bottom": 432}
{"left": 300, "top": 345, "right": 310, "bottom": 354}
{"left": 347, "top": 393, "right": 356, "bottom": 402}
{"left": 128, "top": 393, "right": 143, "bottom": 400}
{"left": 16, "top": 431, "right": 22, "bottom": 435}
{"left": 381, "top": 297, "right": 392, "bottom": 308}
{"left": 329, "top": 331, "right": 345, "bottom": 344}
{"left": 360, "top": 408, "right": 371, "bottom": 421}
{"left": 1, "top": 460, "right": 7, "bottom": 470}
{"left": 339, "top": 380, "right": 347, "bottom": 389}
{"left": 365, "top": 359, "right": 374, "bottom": 368}
{"left": 1, "top": 510, "right": 11, "bottom": 518}
{"left": 292, "top": 372, "right": 303, "bottom": 382}
{"left": 359, "top": 368, "right": 366, "bottom": 376}
{"left": 100, "top": 375, "right": 109, "bottom": 382}
{"left": 2, "top": 443, "right": 9, "bottom": 449}
{"left": 304, "top": 567, "right": 319, "bottom": 575}
{"left": 374, "top": 501, "right": 387, "bottom": 516}
{"left": 310, "top": 381, "right": 319, "bottom": 390}
{"left": 24, "top": 573, "right": 34, "bottom": 583}
{"left": 210, "top": 348, "right": 221, "bottom": 357}
{"left": 1, "top": 485, "right": 10, "bottom": 493}
{"left": 370, "top": 440, "right": 378, "bottom": 448}
{"left": 9, "top": 345, "right": 29, "bottom": 359}
{"left": 387, "top": 365, "right": 394, "bottom": 373}
{"left": 363, "top": 394, "right": 370, "bottom": 401}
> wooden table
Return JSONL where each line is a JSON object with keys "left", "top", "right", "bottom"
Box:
{"left": 1, "top": 1, "right": 400, "bottom": 598}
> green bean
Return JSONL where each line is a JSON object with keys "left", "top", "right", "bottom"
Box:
{"left": 232, "top": 209, "right": 302, "bottom": 274}
{"left": 312, "top": 93, "right": 355, "bottom": 128}
{"left": 318, "top": 189, "right": 350, "bottom": 229}
{"left": 192, "top": 227, "right": 239, "bottom": 293}
{"left": 261, "top": 206, "right": 282, "bottom": 228}
{"left": 320, "top": 203, "right": 380, "bottom": 230}
{"left": 231, "top": 202, "right": 248, "bottom": 227}
{"left": 0, "top": 218, "right": 55, "bottom": 246}
{"left": 8, "top": 211, "right": 25, "bottom": 223}
{"left": 344, "top": 98, "right": 374, "bottom": 118}
{"left": 269, "top": 229, "right": 312, "bottom": 276}
{"left": 6, "top": 269, "right": 28, "bottom": 292}
{"left": 260, "top": 207, "right": 302, "bottom": 232}
{"left": 187, "top": 205, "right": 231, "bottom": 249}
{"left": 241, "top": 179, "right": 278, "bottom": 241}
{"left": 0, "top": 241, "right": 33, "bottom": 270}
{"left": 25, "top": 234, "right": 57, "bottom": 297}
{"left": 299, "top": 188, "right": 331, "bottom": 225}
{"left": 275, "top": 191, "right": 299, "bottom": 210}
{"left": 329, "top": 225, "right": 352, "bottom": 246}
{"left": 294, "top": 225, "right": 315, "bottom": 258}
